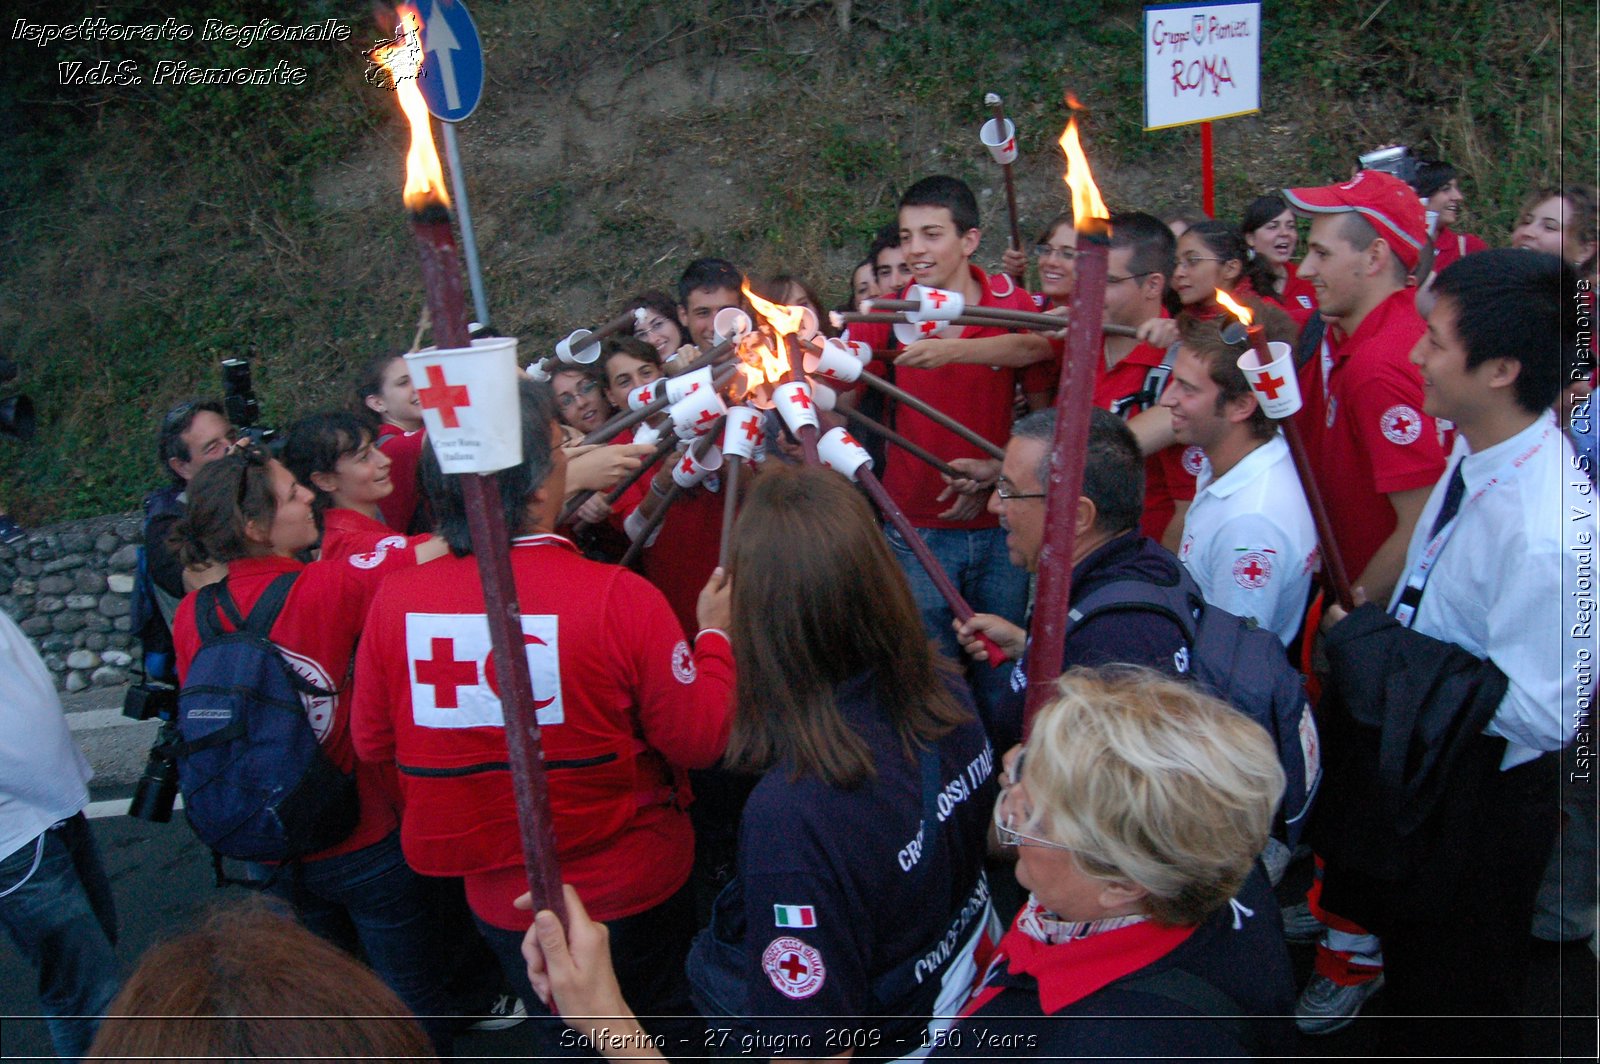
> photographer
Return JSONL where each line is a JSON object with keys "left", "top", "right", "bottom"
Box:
{"left": 144, "top": 399, "right": 235, "bottom": 629}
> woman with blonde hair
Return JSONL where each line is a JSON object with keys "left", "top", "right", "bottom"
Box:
{"left": 939, "top": 667, "right": 1296, "bottom": 1058}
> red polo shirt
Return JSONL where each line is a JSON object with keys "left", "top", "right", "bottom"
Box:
{"left": 1092, "top": 327, "right": 1201, "bottom": 541}
{"left": 1293, "top": 287, "right": 1445, "bottom": 578}
{"left": 1429, "top": 225, "right": 1488, "bottom": 276}
{"left": 850, "top": 265, "right": 1036, "bottom": 528}
{"left": 1265, "top": 262, "right": 1318, "bottom": 331}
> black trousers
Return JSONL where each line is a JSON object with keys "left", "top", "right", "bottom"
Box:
{"left": 1375, "top": 752, "right": 1562, "bottom": 1056}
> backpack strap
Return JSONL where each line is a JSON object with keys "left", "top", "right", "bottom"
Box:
{"left": 1138, "top": 344, "right": 1181, "bottom": 410}
{"left": 1293, "top": 312, "right": 1325, "bottom": 371}
{"left": 191, "top": 573, "right": 334, "bottom": 698}
{"left": 1112, "top": 967, "right": 1260, "bottom": 1056}
{"left": 1067, "top": 573, "right": 1204, "bottom": 645}
{"left": 240, "top": 572, "right": 300, "bottom": 638}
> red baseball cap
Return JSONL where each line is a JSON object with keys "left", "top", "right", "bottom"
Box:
{"left": 1283, "top": 170, "right": 1428, "bottom": 270}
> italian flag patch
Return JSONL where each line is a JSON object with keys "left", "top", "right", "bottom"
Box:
{"left": 773, "top": 904, "right": 817, "bottom": 928}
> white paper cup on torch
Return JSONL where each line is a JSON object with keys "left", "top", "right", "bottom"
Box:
{"left": 1237, "top": 341, "right": 1303, "bottom": 419}
{"left": 773, "top": 380, "right": 820, "bottom": 436}
{"left": 669, "top": 387, "right": 728, "bottom": 439}
{"left": 804, "top": 338, "right": 865, "bottom": 387}
{"left": 713, "top": 307, "right": 753, "bottom": 345}
{"left": 672, "top": 443, "right": 724, "bottom": 488}
{"left": 894, "top": 318, "right": 951, "bottom": 346}
{"left": 722, "top": 406, "right": 765, "bottom": 460}
{"left": 846, "top": 339, "right": 873, "bottom": 365}
{"left": 405, "top": 336, "right": 522, "bottom": 474}
{"left": 628, "top": 380, "right": 665, "bottom": 412}
{"left": 904, "top": 284, "right": 966, "bottom": 322}
{"left": 812, "top": 382, "right": 838, "bottom": 411}
{"left": 665, "top": 366, "right": 715, "bottom": 404}
{"left": 556, "top": 329, "right": 601, "bottom": 366}
{"left": 979, "top": 117, "right": 1018, "bottom": 165}
{"left": 817, "top": 426, "right": 872, "bottom": 480}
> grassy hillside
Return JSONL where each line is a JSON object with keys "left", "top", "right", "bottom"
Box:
{"left": 1, "top": 0, "right": 1593, "bottom": 521}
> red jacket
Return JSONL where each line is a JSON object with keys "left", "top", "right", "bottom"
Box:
{"left": 352, "top": 533, "right": 734, "bottom": 928}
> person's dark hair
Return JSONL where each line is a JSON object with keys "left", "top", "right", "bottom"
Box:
{"left": 677, "top": 258, "right": 744, "bottom": 306}
{"left": 867, "top": 222, "right": 900, "bottom": 264}
{"left": 602, "top": 336, "right": 664, "bottom": 388}
{"left": 899, "top": 175, "right": 980, "bottom": 234}
{"left": 1411, "top": 159, "right": 1459, "bottom": 200}
{"left": 1521, "top": 184, "right": 1599, "bottom": 276}
{"left": 169, "top": 445, "right": 278, "bottom": 567}
{"left": 1240, "top": 194, "right": 1291, "bottom": 241}
{"left": 1011, "top": 407, "right": 1144, "bottom": 534}
{"left": 282, "top": 411, "right": 376, "bottom": 522}
{"left": 1177, "top": 316, "right": 1274, "bottom": 441}
{"left": 1431, "top": 248, "right": 1575, "bottom": 415}
{"left": 353, "top": 352, "right": 405, "bottom": 425}
{"left": 625, "top": 289, "right": 686, "bottom": 347}
{"left": 724, "top": 466, "right": 971, "bottom": 788}
{"left": 1183, "top": 218, "right": 1267, "bottom": 294}
{"left": 87, "top": 898, "right": 434, "bottom": 1063}
{"left": 157, "top": 398, "right": 228, "bottom": 484}
{"left": 1108, "top": 211, "right": 1177, "bottom": 285}
{"left": 423, "top": 380, "right": 560, "bottom": 555}
{"left": 1033, "top": 210, "right": 1076, "bottom": 246}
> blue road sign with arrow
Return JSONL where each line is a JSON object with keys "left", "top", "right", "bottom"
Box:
{"left": 415, "top": 0, "right": 483, "bottom": 123}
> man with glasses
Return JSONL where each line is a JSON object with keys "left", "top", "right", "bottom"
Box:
{"left": 145, "top": 399, "right": 234, "bottom": 623}
{"left": 953, "top": 407, "right": 1192, "bottom": 751}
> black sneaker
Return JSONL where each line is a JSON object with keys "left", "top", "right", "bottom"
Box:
{"left": 0, "top": 513, "right": 24, "bottom": 545}
{"left": 468, "top": 994, "right": 527, "bottom": 1031}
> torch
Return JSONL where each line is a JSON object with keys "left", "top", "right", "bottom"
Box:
{"left": 371, "top": 9, "right": 566, "bottom": 923}
{"left": 1215, "top": 289, "right": 1356, "bottom": 611}
{"left": 526, "top": 308, "right": 646, "bottom": 381}
{"left": 1021, "top": 102, "right": 1112, "bottom": 735}
{"left": 980, "top": 93, "right": 1025, "bottom": 272}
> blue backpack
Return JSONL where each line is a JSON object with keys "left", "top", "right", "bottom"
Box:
{"left": 1069, "top": 573, "right": 1321, "bottom": 847}
{"left": 171, "top": 574, "right": 358, "bottom": 862}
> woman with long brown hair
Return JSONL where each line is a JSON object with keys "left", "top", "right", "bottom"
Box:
{"left": 685, "top": 464, "right": 998, "bottom": 1058}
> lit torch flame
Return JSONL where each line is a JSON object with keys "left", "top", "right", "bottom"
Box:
{"left": 731, "top": 281, "right": 812, "bottom": 406}
{"left": 1058, "top": 96, "right": 1108, "bottom": 234}
{"left": 1213, "top": 288, "right": 1253, "bottom": 326}
{"left": 368, "top": 6, "right": 450, "bottom": 211}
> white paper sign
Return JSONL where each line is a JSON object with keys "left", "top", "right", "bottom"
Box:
{"left": 1143, "top": 2, "right": 1261, "bottom": 131}
{"left": 405, "top": 336, "right": 523, "bottom": 474}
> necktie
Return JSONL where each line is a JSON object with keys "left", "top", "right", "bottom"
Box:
{"left": 1425, "top": 460, "right": 1467, "bottom": 541}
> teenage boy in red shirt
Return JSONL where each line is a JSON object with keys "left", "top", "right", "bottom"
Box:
{"left": 845, "top": 175, "right": 1047, "bottom": 727}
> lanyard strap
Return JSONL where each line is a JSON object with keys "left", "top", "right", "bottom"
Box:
{"left": 1391, "top": 425, "right": 1551, "bottom": 627}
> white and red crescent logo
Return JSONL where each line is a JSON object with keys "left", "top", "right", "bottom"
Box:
{"left": 762, "top": 937, "right": 825, "bottom": 1000}
{"left": 1380, "top": 404, "right": 1422, "bottom": 445}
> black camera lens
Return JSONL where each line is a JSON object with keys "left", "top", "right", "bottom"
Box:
{"left": 127, "top": 749, "right": 179, "bottom": 823}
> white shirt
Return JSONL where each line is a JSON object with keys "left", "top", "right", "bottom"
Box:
{"left": 0, "top": 610, "right": 93, "bottom": 862}
{"left": 1388, "top": 412, "right": 1595, "bottom": 768}
{"left": 1178, "top": 434, "right": 1320, "bottom": 646}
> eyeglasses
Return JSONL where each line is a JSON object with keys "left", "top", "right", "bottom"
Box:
{"left": 1175, "top": 254, "right": 1222, "bottom": 270}
{"left": 1033, "top": 244, "right": 1078, "bottom": 262}
{"left": 556, "top": 379, "right": 601, "bottom": 409}
{"left": 635, "top": 315, "right": 675, "bottom": 339}
{"left": 230, "top": 440, "right": 268, "bottom": 505}
{"left": 1106, "top": 270, "right": 1155, "bottom": 285}
{"left": 995, "top": 483, "right": 1046, "bottom": 502}
{"left": 993, "top": 763, "right": 1074, "bottom": 852}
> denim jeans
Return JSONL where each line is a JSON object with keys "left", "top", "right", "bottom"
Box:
{"left": 885, "top": 524, "right": 1030, "bottom": 729}
{"left": 257, "top": 831, "right": 459, "bottom": 1055}
{"left": 0, "top": 813, "right": 120, "bottom": 1062}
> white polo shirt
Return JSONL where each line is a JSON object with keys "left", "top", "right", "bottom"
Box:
{"left": 0, "top": 609, "right": 92, "bottom": 862}
{"left": 1178, "top": 433, "right": 1319, "bottom": 645}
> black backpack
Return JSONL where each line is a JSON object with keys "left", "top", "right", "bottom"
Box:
{"left": 1069, "top": 572, "right": 1321, "bottom": 846}
{"left": 171, "top": 574, "right": 359, "bottom": 862}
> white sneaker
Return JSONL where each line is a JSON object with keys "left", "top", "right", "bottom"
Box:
{"left": 468, "top": 994, "right": 527, "bottom": 1031}
{"left": 1295, "top": 972, "right": 1383, "bottom": 1036}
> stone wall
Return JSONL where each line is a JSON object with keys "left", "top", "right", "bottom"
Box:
{"left": 0, "top": 513, "right": 143, "bottom": 691}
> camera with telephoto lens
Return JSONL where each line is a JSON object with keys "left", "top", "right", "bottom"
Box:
{"left": 222, "top": 357, "right": 280, "bottom": 453}
{"left": 125, "top": 682, "right": 180, "bottom": 822}
{"left": 1357, "top": 145, "right": 1422, "bottom": 188}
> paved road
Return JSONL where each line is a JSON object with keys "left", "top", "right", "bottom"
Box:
{"left": 3, "top": 691, "right": 1595, "bottom": 1060}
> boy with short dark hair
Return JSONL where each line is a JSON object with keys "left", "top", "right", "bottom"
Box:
{"left": 676, "top": 258, "right": 747, "bottom": 349}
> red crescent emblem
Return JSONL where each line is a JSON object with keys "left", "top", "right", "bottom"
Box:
{"left": 483, "top": 633, "right": 556, "bottom": 709}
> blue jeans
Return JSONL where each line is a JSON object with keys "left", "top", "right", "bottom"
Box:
{"left": 0, "top": 813, "right": 120, "bottom": 1062}
{"left": 257, "top": 831, "right": 458, "bottom": 1055}
{"left": 885, "top": 524, "right": 1029, "bottom": 730}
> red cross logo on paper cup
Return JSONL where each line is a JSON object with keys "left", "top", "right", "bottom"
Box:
{"left": 817, "top": 426, "right": 872, "bottom": 480}
{"left": 1235, "top": 340, "right": 1303, "bottom": 419}
{"left": 773, "top": 381, "right": 820, "bottom": 435}
{"left": 904, "top": 284, "right": 967, "bottom": 323}
{"left": 722, "top": 406, "right": 765, "bottom": 460}
{"left": 669, "top": 386, "right": 728, "bottom": 440}
{"left": 672, "top": 443, "right": 724, "bottom": 488}
{"left": 893, "top": 318, "right": 952, "bottom": 346}
{"left": 803, "top": 338, "right": 866, "bottom": 387}
{"left": 406, "top": 336, "right": 523, "bottom": 474}
{"left": 628, "top": 380, "right": 665, "bottom": 412}
{"left": 979, "top": 116, "right": 1019, "bottom": 165}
